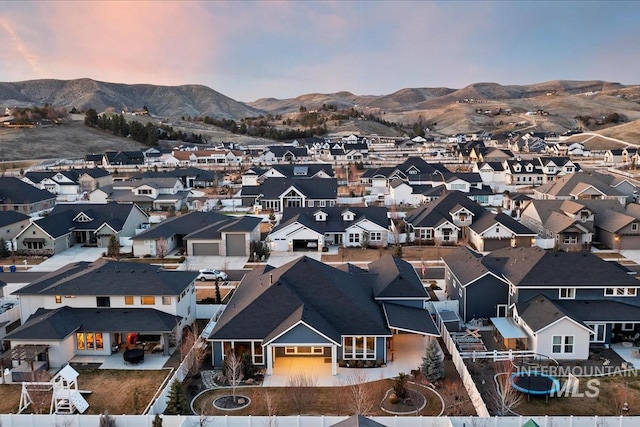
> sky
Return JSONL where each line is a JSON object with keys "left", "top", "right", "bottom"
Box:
{"left": 1, "top": 1, "right": 639, "bottom": 102}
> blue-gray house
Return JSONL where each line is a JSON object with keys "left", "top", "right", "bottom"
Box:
{"left": 207, "top": 254, "right": 439, "bottom": 376}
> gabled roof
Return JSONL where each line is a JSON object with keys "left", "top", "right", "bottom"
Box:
{"left": 264, "top": 164, "right": 334, "bottom": 179}
{"left": 13, "top": 260, "right": 196, "bottom": 296}
{"left": 442, "top": 247, "right": 493, "bottom": 286}
{"left": 535, "top": 172, "right": 624, "bottom": 198}
{"left": 272, "top": 207, "right": 389, "bottom": 235}
{"left": 367, "top": 255, "right": 429, "bottom": 299}
{"left": 209, "top": 256, "right": 391, "bottom": 342}
{"left": 30, "top": 202, "right": 146, "bottom": 237}
{"left": 517, "top": 295, "right": 589, "bottom": 333}
{"left": 382, "top": 302, "right": 439, "bottom": 336}
{"left": 186, "top": 215, "right": 262, "bottom": 239}
{"left": 404, "top": 191, "right": 485, "bottom": 228}
{"left": 469, "top": 211, "right": 535, "bottom": 235}
{"left": 242, "top": 177, "right": 337, "bottom": 200}
{"left": 132, "top": 211, "right": 232, "bottom": 239}
{"left": 265, "top": 146, "right": 309, "bottom": 158}
{"left": 134, "top": 167, "right": 220, "bottom": 182}
{"left": 4, "top": 306, "right": 180, "bottom": 340}
{"left": 0, "top": 211, "right": 30, "bottom": 227}
{"left": 0, "top": 177, "right": 56, "bottom": 205}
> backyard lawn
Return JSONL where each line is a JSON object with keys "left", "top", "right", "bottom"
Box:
{"left": 0, "top": 369, "right": 170, "bottom": 415}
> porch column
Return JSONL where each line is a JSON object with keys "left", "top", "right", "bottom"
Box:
{"left": 266, "top": 345, "right": 273, "bottom": 375}
{"left": 331, "top": 345, "right": 337, "bottom": 376}
{"left": 162, "top": 333, "right": 169, "bottom": 356}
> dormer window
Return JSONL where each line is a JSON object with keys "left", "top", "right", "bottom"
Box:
{"left": 314, "top": 212, "right": 327, "bottom": 222}
{"left": 342, "top": 211, "right": 355, "bottom": 221}
{"left": 580, "top": 212, "right": 589, "bottom": 222}
{"left": 513, "top": 165, "right": 521, "bottom": 172}
{"left": 525, "top": 164, "right": 533, "bottom": 172}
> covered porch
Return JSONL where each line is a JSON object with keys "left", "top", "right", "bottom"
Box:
{"left": 490, "top": 316, "right": 529, "bottom": 350}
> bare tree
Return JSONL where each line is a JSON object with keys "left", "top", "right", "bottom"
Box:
{"left": 263, "top": 390, "right": 278, "bottom": 427}
{"left": 181, "top": 322, "right": 209, "bottom": 378}
{"left": 193, "top": 400, "right": 215, "bottom": 427}
{"left": 286, "top": 373, "right": 317, "bottom": 414}
{"left": 225, "top": 350, "right": 244, "bottom": 402}
{"left": 611, "top": 382, "right": 633, "bottom": 416}
{"left": 341, "top": 369, "right": 375, "bottom": 415}
{"left": 156, "top": 239, "right": 168, "bottom": 266}
{"left": 441, "top": 381, "right": 470, "bottom": 416}
{"left": 486, "top": 360, "right": 524, "bottom": 416}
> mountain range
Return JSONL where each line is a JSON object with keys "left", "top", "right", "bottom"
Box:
{"left": 2, "top": 78, "right": 640, "bottom": 135}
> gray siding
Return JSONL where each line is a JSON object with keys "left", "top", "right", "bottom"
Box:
{"left": 270, "top": 323, "right": 332, "bottom": 345}
{"left": 464, "top": 276, "right": 508, "bottom": 322}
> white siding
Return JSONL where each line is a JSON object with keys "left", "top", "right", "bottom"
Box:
{"left": 534, "top": 318, "right": 591, "bottom": 360}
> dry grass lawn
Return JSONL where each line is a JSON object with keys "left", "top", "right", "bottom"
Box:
{"left": 321, "top": 246, "right": 458, "bottom": 263}
{"left": 193, "top": 379, "right": 444, "bottom": 417}
{"left": 0, "top": 369, "right": 170, "bottom": 415}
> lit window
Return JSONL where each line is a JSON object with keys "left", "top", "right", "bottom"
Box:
{"left": 125, "top": 296, "right": 134, "bottom": 305}
{"left": 141, "top": 296, "right": 156, "bottom": 305}
{"left": 55, "top": 295, "right": 62, "bottom": 304}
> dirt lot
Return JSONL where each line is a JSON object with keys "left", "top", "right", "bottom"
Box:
{"left": 0, "top": 368, "right": 170, "bottom": 415}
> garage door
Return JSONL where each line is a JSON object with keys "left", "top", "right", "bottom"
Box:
{"left": 226, "top": 234, "right": 246, "bottom": 256}
{"left": 621, "top": 236, "right": 640, "bottom": 250}
{"left": 483, "top": 239, "right": 510, "bottom": 252}
{"left": 192, "top": 242, "right": 219, "bottom": 256}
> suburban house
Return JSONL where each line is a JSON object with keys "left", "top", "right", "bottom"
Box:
{"left": 360, "top": 157, "right": 453, "bottom": 189}
{"left": 0, "top": 177, "right": 57, "bottom": 216}
{"left": 207, "top": 255, "right": 439, "bottom": 376}
{"left": 4, "top": 260, "right": 197, "bottom": 369}
{"left": 0, "top": 211, "right": 31, "bottom": 243}
{"left": 266, "top": 206, "right": 390, "bottom": 252}
{"left": 532, "top": 172, "right": 627, "bottom": 205}
{"left": 14, "top": 202, "right": 148, "bottom": 255}
{"left": 89, "top": 177, "right": 190, "bottom": 212}
{"left": 133, "top": 167, "right": 221, "bottom": 189}
{"left": 241, "top": 175, "right": 338, "bottom": 214}
{"left": 169, "top": 149, "right": 244, "bottom": 166}
{"left": 257, "top": 145, "right": 310, "bottom": 164}
{"left": 443, "top": 246, "right": 640, "bottom": 360}
{"left": 468, "top": 212, "right": 536, "bottom": 252}
{"left": 102, "top": 151, "right": 145, "bottom": 166}
{"left": 522, "top": 199, "right": 640, "bottom": 250}
{"left": 520, "top": 200, "right": 595, "bottom": 251}
{"left": 131, "top": 211, "right": 261, "bottom": 257}
{"left": 603, "top": 149, "right": 624, "bottom": 164}
{"left": 23, "top": 169, "right": 113, "bottom": 201}
{"left": 504, "top": 157, "right": 580, "bottom": 188}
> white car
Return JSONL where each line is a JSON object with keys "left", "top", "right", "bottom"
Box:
{"left": 196, "top": 269, "right": 228, "bottom": 281}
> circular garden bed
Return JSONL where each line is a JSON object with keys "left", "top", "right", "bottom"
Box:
{"left": 212, "top": 395, "right": 251, "bottom": 411}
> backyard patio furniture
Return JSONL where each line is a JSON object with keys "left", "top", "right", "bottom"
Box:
{"left": 123, "top": 348, "right": 144, "bottom": 365}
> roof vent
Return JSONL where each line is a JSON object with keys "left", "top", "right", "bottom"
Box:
{"left": 270, "top": 274, "right": 273, "bottom": 285}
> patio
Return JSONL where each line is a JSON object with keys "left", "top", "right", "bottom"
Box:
{"left": 611, "top": 342, "right": 640, "bottom": 368}
{"left": 69, "top": 346, "right": 176, "bottom": 371}
{"left": 262, "top": 334, "right": 430, "bottom": 387}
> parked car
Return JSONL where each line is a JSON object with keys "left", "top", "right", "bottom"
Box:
{"left": 196, "top": 269, "right": 228, "bottom": 281}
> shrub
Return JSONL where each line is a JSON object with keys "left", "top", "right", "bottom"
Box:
{"left": 393, "top": 372, "right": 409, "bottom": 399}
{"left": 389, "top": 392, "right": 399, "bottom": 404}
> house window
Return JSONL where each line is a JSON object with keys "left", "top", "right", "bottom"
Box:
{"left": 253, "top": 341, "right": 264, "bottom": 365}
{"left": 552, "top": 336, "right": 574, "bottom": 354}
{"left": 162, "top": 296, "right": 171, "bottom": 305}
{"left": 55, "top": 295, "right": 62, "bottom": 304}
{"left": 308, "top": 200, "right": 314, "bottom": 207}
{"left": 559, "top": 288, "right": 576, "bottom": 299}
{"left": 342, "top": 336, "right": 375, "bottom": 359}
{"left": 605, "top": 287, "right": 636, "bottom": 297}
{"left": 563, "top": 235, "right": 578, "bottom": 244}
{"left": 419, "top": 229, "right": 433, "bottom": 240}
{"left": 76, "top": 332, "right": 103, "bottom": 351}
{"left": 633, "top": 223, "right": 638, "bottom": 231}
{"left": 442, "top": 229, "right": 452, "bottom": 241}
{"left": 319, "top": 200, "right": 326, "bottom": 207}
{"left": 348, "top": 233, "right": 360, "bottom": 244}
{"left": 125, "top": 296, "right": 134, "bottom": 305}
{"left": 370, "top": 232, "right": 382, "bottom": 241}
{"left": 621, "top": 323, "right": 635, "bottom": 332}
{"left": 587, "top": 324, "right": 606, "bottom": 343}
{"left": 141, "top": 296, "right": 156, "bottom": 305}
{"left": 96, "top": 296, "right": 111, "bottom": 307}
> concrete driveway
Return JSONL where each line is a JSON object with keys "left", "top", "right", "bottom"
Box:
{"left": 178, "top": 256, "right": 249, "bottom": 271}
{"left": 28, "top": 246, "right": 105, "bottom": 272}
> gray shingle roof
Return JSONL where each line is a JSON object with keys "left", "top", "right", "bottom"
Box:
{"left": 404, "top": 191, "right": 486, "bottom": 228}
{"left": 209, "top": 256, "right": 391, "bottom": 342}
{"left": 382, "top": 302, "right": 439, "bottom": 336}
{"left": 273, "top": 207, "right": 389, "bottom": 235}
{"left": 0, "top": 211, "right": 30, "bottom": 227}
{"left": 13, "top": 260, "right": 197, "bottom": 296}
{"left": 368, "top": 255, "right": 429, "bottom": 299}
{"left": 517, "top": 295, "right": 575, "bottom": 332}
{"left": 242, "top": 177, "right": 337, "bottom": 200}
{"left": 186, "top": 215, "right": 262, "bottom": 239}
{"left": 469, "top": 211, "right": 535, "bottom": 235}
{"left": 132, "top": 211, "right": 232, "bottom": 239}
{"left": 5, "top": 306, "right": 179, "bottom": 340}
{"left": 0, "top": 177, "right": 56, "bottom": 204}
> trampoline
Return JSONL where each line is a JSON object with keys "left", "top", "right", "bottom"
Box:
{"left": 510, "top": 372, "right": 560, "bottom": 395}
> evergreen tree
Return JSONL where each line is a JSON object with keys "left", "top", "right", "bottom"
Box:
{"left": 152, "top": 413, "right": 163, "bottom": 427}
{"left": 0, "top": 238, "right": 10, "bottom": 258}
{"left": 165, "top": 380, "right": 189, "bottom": 415}
{"left": 393, "top": 244, "right": 403, "bottom": 258}
{"left": 107, "top": 235, "right": 120, "bottom": 259}
{"left": 421, "top": 339, "right": 445, "bottom": 382}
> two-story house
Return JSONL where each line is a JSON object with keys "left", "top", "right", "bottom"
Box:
{"left": 5, "top": 260, "right": 198, "bottom": 368}
{"left": 0, "top": 177, "right": 57, "bottom": 216}
{"left": 90, "top": 177, "right": 190, "bottom": 211}
{"left": 443, "top": 246, "right": 640, "bottom": 360}
{"left": 532, "top": 172, "right": 627, "bottom": 205}
{"left": 23, "top": 169, "right": 113, "bottom": 201}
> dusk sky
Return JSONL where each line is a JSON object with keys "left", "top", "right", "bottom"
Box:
{"left": 1, "top": 1, "right": 638, "bottom": 102}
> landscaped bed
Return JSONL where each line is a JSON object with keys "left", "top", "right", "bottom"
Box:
{"left": 192, "top": 379, "right": 445, "bottom": 417}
